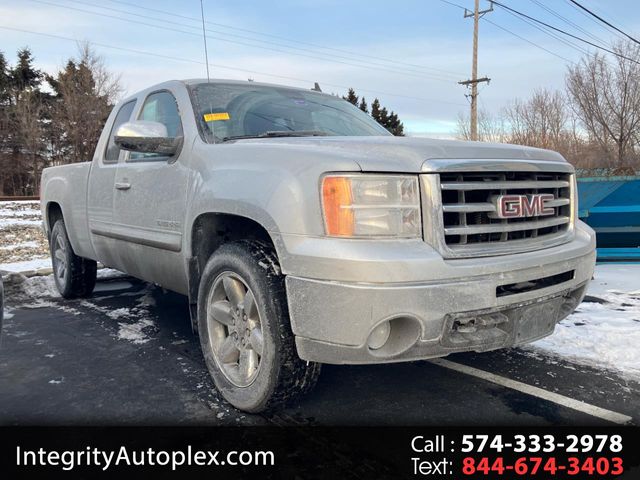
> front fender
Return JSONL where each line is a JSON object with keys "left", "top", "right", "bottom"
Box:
{"left": 185, "top": 142, "right": 362, "bottom": 265}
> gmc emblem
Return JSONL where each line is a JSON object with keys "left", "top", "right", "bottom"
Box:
{"left": 490, "top": 194, "right": 555, "bottom": 219}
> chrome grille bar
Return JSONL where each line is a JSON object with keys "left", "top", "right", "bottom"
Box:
{"left": 442, "top": 198, "right": 570, "bottom": 213}
{"left": 444, "top": 216, "right": 570, "bottom": 236}
{"left": 440, "top": 180, "right": 570, "bottom": 190}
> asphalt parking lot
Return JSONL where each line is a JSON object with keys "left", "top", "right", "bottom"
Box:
{"left": 1, "top": 273, "right": 638, "bottom": 427}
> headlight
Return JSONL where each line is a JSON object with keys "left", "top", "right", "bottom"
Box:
{"left": 321, "top": 174, "right": 421, "bottom": 237}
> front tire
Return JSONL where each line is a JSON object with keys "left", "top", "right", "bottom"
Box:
{"left": 50, "top": 220, "right": 97, "bottom": 299}
{"left": 197, "top": 240, "right": 320, "bottom": 412}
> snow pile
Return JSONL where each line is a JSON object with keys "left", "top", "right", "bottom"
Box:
{"left": 529, "top": 264, "right": 640, "bottom": 380}
{"left": 2, "top": 272, "right": 60, "bottom": 300}
{"left": 19, "top": 274, "right": 61, "bottom": 298}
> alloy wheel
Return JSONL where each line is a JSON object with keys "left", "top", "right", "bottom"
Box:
{"left": 206, "top": 272, "right": 264, "bottom": 387}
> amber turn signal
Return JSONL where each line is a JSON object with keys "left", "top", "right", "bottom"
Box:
{"left": 322, "top": 176, "right": 354, "bottom": 236}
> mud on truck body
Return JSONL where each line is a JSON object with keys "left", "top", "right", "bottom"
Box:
{"left": 40, "top": 79, "right": 596, "bottom": 412}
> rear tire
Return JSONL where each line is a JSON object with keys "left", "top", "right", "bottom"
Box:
{"left": 50, "top": 220, "right": 97, "bottom": 299}
{"left": 197, "top": 240, "right": 320, "bottom": 412}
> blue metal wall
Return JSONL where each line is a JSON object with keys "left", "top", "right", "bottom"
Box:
{"left": 577, "top": 176, "right": 640, "bottom": 261}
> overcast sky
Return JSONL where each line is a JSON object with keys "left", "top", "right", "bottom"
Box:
{"left": 1, "top": 0, "right": 638, "bottom": 137}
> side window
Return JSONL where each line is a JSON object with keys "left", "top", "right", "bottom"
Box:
{"left": 104, "top": 100, "right": 136, "bottom": 163}
{"left": 129, "top": 91, "right": 183, "bottom": 162}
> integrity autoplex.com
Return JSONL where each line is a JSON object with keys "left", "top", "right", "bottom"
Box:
{"left": 16, "top": 446, "right": 275, "bottom": 471}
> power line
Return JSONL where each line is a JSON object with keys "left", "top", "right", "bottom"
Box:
{"left": 28, "top": 0, "right": 459, "bottom": 83}
{"left": 490, "top": 0, "right": 640, "bottom": 64}
{"left": 482, "top": 17, "right": 575, "bottom": 64}
{"left": 0, "top": 24, "right": 468, "bottom": 107}
{"left": 98, "top": 0, "right": 467, "bottom": 79}
{"left": 30, "top": 0, "right": 457, "bottom": 83}
{"left": 438, "top": 0, "right": 466, "bottom": 10}
{"left": 568, "top": 0, "right": 640, "bottom": 46}
{"left": 497, "top": 4, "right": 591, "bottom": 57}
{"left": 563, "top": 0, "right": 627, "bottom": 42}
{"left": 97, "top": 0, "right": 458, "bottom": 80}
{"left": 528, "top": 0, "right": 609, "bottom": 47}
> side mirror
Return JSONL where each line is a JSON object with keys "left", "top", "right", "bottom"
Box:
{"left": 114, "top": 121, "right": 182, "bottom": 155}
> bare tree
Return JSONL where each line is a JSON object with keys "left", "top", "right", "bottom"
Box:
{"left": 566, "top": 40, "right": 640, "bottom": 166}
{"left": 456, "top": 109, "right": 506, "bottom": 143}
{"left": 503, "top": 88, "right": 570, "bottom": 154}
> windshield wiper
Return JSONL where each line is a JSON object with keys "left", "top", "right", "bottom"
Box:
{"left": 222, "top": 130, "right": 330, "bottom": 142}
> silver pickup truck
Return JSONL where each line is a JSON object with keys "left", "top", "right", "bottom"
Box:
{"left": 41, "top": 79, "right": 596, "bottom": 412}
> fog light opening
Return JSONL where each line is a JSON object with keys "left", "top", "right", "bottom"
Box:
{"left": 367, "top": 321, "right": 391, "bottom": 350}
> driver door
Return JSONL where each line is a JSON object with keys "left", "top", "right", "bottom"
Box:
{"left": 111, "top": 89, "right": 190, "bottom": 293}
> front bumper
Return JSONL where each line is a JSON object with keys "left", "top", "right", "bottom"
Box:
{"left": 283, "top": 222, "right": 595, "bottom": 364}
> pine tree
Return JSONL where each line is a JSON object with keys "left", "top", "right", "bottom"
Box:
{"left": 371, "top": 98, "right": 381, "bottom": 122}
{"left": 343, "top": 87, "right": 358, "bottom": 106}
{"left": 363, "top": 96, "right": 405, "bottom": 136}
{"left": 0, "top": 52, "right": 10, "bottom": 105}
{"left": 48, "top": 44, "right": 120, "bottom": 165}
{"left": 379, "top": 107, "right": 389, "bottom": 127}
{"left": 10, "top": 48, "right": 41, "bottom": 99}
{"left": 359, "top": 96, "right": 368, "bottom": 113}
{"left": 387, "top": 111, "right": 405, "bottom": 136}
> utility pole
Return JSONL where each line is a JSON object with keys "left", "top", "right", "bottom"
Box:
{"left": 459, "top": 0, "right": 493, "bottom": 141}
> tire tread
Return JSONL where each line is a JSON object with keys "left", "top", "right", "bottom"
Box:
{"left": 50, "top": 220, "right": 97, "bottom": 299}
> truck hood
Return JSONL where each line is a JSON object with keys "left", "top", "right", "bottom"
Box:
{"left": 230, "top": 136, "right": 568, "bottom": 172}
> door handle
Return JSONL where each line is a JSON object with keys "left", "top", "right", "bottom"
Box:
{"left": 115, "top": 182, "right": 131, "bottom": 190}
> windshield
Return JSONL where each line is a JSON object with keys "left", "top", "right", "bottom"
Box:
{"left": 189, "top": 82, "right": 391, "bottom": 143}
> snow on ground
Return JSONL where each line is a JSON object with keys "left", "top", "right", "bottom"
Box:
{"left": 527, "top": 264, "right": 640, "bottom": 381}
{"left": 0, "top": 201, "right": 49, "bottom": 266}
{"left": 586, "top": 264, "right": 640, "bottom": 296}
{"left": 3, "top": 269, "right": 156, "bottom": 345}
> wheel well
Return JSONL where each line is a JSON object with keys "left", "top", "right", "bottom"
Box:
{"left": 188, "top": 213, "right": 276, "bottom": 331}
{"left": 47, "top": 202, "right": 63, "bottom": 232}
{"left": 191, "top": 212, "right": 275, "bottom": 280}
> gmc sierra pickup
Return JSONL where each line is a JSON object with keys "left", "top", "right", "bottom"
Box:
{"left": 41, "top": 79, "right": 596, "bottom": 412}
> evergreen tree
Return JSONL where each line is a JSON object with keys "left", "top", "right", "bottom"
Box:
{"left": 370, "top": 98, "right": 381, "bottom": 122}
{"left": 47, "top": 44, "right": 120, "bottom": 165}
{"left": 10, "top": 48, "right": 41, "bottom": 99}
{"left": 0, "top": 44, "right": 120, "bottom": 195}
{"left": 359, "top": 96, "right": 368, "bottom": 113}
{"left": 0, "top": 48, "right": 45, "bottom": 195}
{"left": 0, "top": 52, "right": 10, "bottom": 105}
{"left": 379, "top": 106, "right": 389, "bottom": 127}
{"left": 387, "top": 111, "right": 405, "bottom": 136}
{"left": 343, "top": 87, "right": 358, "bottom": 106}
{"left": 356, "top": 94, "right": 404, "bottom": 136}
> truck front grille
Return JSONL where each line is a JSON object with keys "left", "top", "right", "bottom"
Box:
{"left": 421, "top": 168, "right": 575, "bottom": 258}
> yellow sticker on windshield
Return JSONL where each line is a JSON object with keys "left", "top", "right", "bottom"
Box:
{"left": 204, "top": 112, "right": 230, "bottom": 122}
